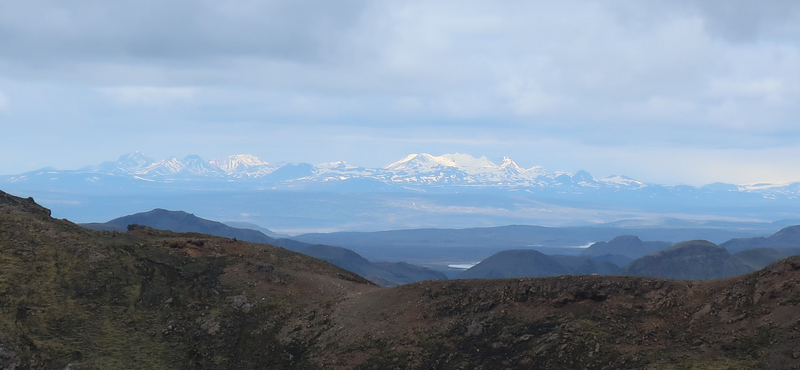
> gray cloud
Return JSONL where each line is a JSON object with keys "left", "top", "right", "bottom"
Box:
{"left": 690, "top": 0, "right": 800, "bottom": 42}
{"left": 1, "top": 0, "right": 799, "bottom": 184}
{"left": 0, "top": 0, "right": 367, "bottom": 62}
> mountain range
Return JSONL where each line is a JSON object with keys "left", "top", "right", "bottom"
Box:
{"left": 9, "top": 151, "right": 800, "bottom": 195}
{"left": 81, "top": 205, "right": 800, "bottom": 282}
{"left": 456, "top": 250, "right": 619, "bottom": 279}
{"left": 456, "top": 226, "right": 800, "bottom": 280}
{"left": 81, "top": 209, "right": 445, "bottom": 287}
{"left": 5, "top": 152, "right": 800, "bottom": 232}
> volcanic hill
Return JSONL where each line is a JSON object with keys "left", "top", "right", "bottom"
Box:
{"left": 1, "top": 190, "right": 800, "bottom": 369}
{"left": 82, "top": 209, "right": 444, "bottom": 287}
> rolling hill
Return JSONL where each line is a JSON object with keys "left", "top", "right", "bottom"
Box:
{"left": 3, "top": 190, "right": 800, "bottom": 368}
{"left": 81, "top": 209, "right": 443, "bottom": 287}
{"left": 458, "top": 250, "right": 620, "bottom": 279}
{"left": 619, "top": 240, "right": 754, "bottom": 280}
{"left": 580, "top": 235, "right": 672, "bottom": 259}
{"left": 722, "top": 225, "right": 800, "bottom": 252}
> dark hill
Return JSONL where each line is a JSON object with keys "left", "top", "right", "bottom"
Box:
{"left": 82, "top": 209, "right": 443, "bottom": 286}
{"left": 223, "top": 221, "right": 291, "bottom": 239}
{"left": 771, "top": 224, "right": 800, "bottom": 243}
{"left": 580, "top": 235, "right": 672, "bottom": 259}
{"left": 83, "top": 208, "right": 274, "bottom": 243}
{"left": 722, "top": 224, "right": 800, "bottom": 252}
{"left": 733, "top": 247, "right": 787, "bottom": 270}
{"left": 5, "top": 190, "right": 800, "bottom": 369}
{"left": 549, "top": 255, "right": 621, "bottom": 275}
{"left": 372, "top": 262, "right": 448, "bottom": 283}
{"left": 619, "top": 240, "right": 753, "bottom": 280}
{"left": 457, "top": 249, "right": 568, "bottom": 279}
{"left": 732, "top": 247, "right": 800, "bottom": 270}
{"left": 458, "top": 250, "right": 620, "bottom": 279}
{"left": 590, "top": 253, "right": 634, "bottom": 268}
{"left": 722, "top": 236, "right": 770, "bottom": 253}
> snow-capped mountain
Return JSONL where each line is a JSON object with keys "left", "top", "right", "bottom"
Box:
{"left": 209, "top": 155, "right": 276, "bottom": 177}
{"left": 7, "top": 152, "right": 800, "bottom": 198}
{"left": 6, "top": 151, "right": 800, "bottom": 233}
{"left": 143, "top": 156, "right": 186, "bottom": 176}
{"left": 137, "top": 155, "right": 227, "bottom": 177}
{"left": 84, "top": 153, "right": 274, "bottom": 178}
{"left": 379, "top": 153, "right": 628, "bottom": 188}
{"left": 86, "top": 151, "right": 155, "bottom": 174}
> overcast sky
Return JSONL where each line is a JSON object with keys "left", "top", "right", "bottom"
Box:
{"left": 1, "top": 0, "right": 799, "bottom": 186}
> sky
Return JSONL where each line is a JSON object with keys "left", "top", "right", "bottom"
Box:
{"left": 1, "top": 0, "right": 800, "bottom": 186}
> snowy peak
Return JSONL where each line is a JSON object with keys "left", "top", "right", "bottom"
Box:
{"left": 182, "top": 155, "right": 224, "bottom": 176}
{"left": 386, "top": 153, "right": 506, "bottom": 173}
{"left": 143, "top": 156, "right": 185, "bottom": 175}
{"left": 209, "top": 154, "right": 270, "bottom": 173}
{"left": 25, "top": 151, "right": 668, "bottom": 192}
{"left": 440, "top": 153, "right": 497, "bottom": 171}
{"left": 384, "top": 153, "right": 453, "bottom": 171}
{"left": 602, "top": 175, "right": 646, "bottom": 189}
{"left": 572, "top": 170, "right": 597, "bottom": 183}
{"left": 91, "top": 151, "right": 155, "bottom": 174}
{"left": 497, "top": 156, "right": 525, "bottom": 175}
{"left": 380, "top": 153, "right": 559, "bottom": 185}
{"left": 117, "top": 151, "right": 155, "bottom": 168}
{"left": 137, "top": 155, "right": 221, "bottom": 177}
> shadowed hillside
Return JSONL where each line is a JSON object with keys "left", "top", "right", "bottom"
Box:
{"left": 3, "top": 190, "right": 800, "bottom": 369}
{"left": 83, "top": 208, "right": 274, "bottom": 242}
{"left": 458, "top": 249, "right": 569, "bottom": 279}
{"left": 619, "top": 240, "right": 753, "bottom": 280}
{"left": 458, "top": 250, "right": 620, "bottom": 279}
{"left": 580, "top": 235, "right": 672, "bottom": 259}
{"left": 722, "top": 225, "right": 800, "bottom": 252}
{"left": 82, "top": 209, "right": 444, "bottom": 287}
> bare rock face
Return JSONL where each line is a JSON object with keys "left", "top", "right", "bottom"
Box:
{"left": 0, "top": 191, "right": 51, "bottom": 218}
{"left": 0, "top": 340, "right": 20, "bottom": 370}
{"left": 228, "top": 294, "right": 252, "bottom": 313}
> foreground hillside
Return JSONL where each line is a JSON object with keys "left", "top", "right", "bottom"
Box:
{"left": 0, "top": 191, "right": 376, "bottom": 369}
{"left": 2, "top": 191, "right": 800, "bottom": 369}
{"left": 81, "top": 208, "right": 446, "bottom": 286}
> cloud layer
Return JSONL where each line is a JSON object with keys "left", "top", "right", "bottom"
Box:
{"left": 1, "top": 0, "right": 799, "bottom": 185}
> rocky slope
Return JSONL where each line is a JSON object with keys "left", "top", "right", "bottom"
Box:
{"left": 0, "top": 191, "right": 374, "bottom": 369}
{"left": 2, "top": 191, "right": 800, "bottom": 369}
{"left": 82, "top": 209, "right": 444, "bottom": 287}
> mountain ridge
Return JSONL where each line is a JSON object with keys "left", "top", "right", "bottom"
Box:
{"left": 11, "top": 151, "right": 800, "bottom": 198}
{"left": 4, "top": 151, "right": 770, "bottom": 190}
{"left": 80, "top": 208, "right": 444, "bottom": 287}
{"left": 6, "top": 152, "right": 800, "bottom": 233}
{"left": 4, "top": 190, "right": 800, "bottom": 369}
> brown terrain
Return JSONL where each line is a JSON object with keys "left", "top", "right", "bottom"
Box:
{"left": 1, "top": 190, "right": 800, "bottom": 369}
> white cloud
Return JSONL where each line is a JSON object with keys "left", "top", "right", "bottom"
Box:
{"left": 98, "top": 86, "right": 197, "bottom": 106}
{"left": 0, "top": 91, "right": 9, "bottom": 110}
{"left": 2, "top": 0, "right": 800, "bottom": 184}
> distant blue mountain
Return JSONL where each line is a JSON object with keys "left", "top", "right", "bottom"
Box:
{"left": 3, "top": 152, "right": 800, "bottom": 233}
